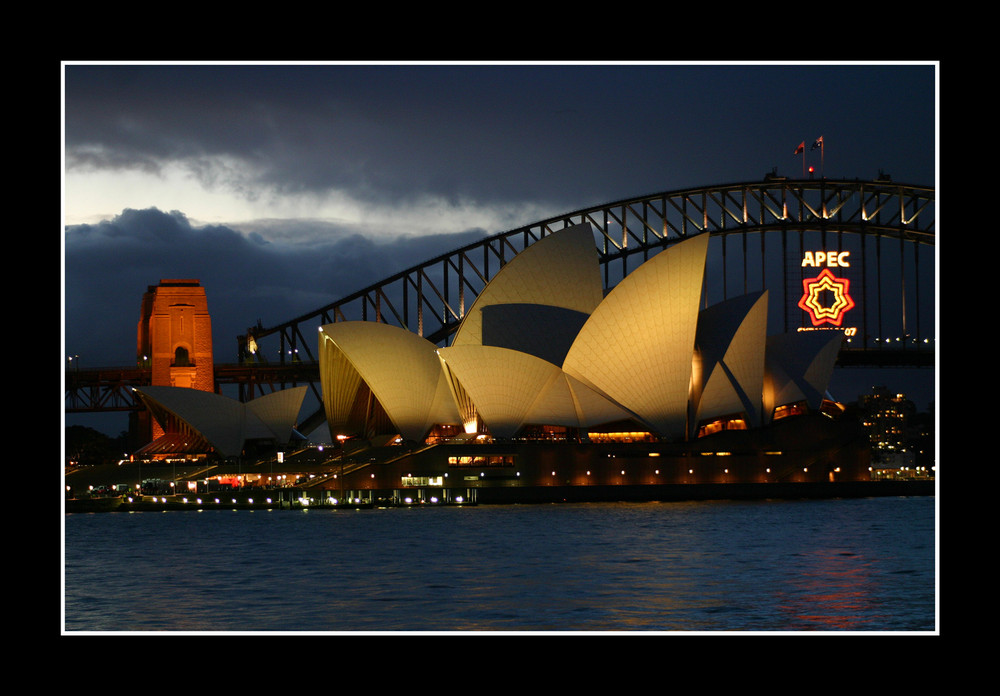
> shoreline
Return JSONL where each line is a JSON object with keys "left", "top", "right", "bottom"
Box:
{"left": 65, "top": 479, "right": 934, "bottom": 513}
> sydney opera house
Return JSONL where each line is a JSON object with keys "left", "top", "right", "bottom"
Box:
{"left": 109, "top": 223, "right": 872, "bottom": 504}
{"left": 311, "top": 224, "right": 871, "bottom": 503}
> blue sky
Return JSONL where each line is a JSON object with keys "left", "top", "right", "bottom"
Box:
{"left": 63, "top": 62, "right": 938, "bottom": 436}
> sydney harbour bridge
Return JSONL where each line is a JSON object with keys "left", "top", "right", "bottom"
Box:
{"left": 66, "top": 176, "right": 936, "bottom": 435}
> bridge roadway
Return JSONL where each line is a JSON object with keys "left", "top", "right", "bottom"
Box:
{"left": 64, "top": 361, "right": 322, "bottom": 413}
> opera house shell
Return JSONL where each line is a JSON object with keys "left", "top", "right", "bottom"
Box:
{"left": 318, "top": 223, "right": 846, "bottom": 446}
{"left": 132, "top": 385, "right": 307, "bottom": 458}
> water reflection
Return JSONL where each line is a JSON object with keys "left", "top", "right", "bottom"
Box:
{"left": 772, "top": 548, "right": 889, "bottom": 630}
{"left": 64, "top": 498, "right": 935, "bottom": 632}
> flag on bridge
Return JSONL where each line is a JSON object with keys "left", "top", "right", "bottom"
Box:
{"left": 811, "top": 136, "right": 824, "bottom": 150}
{"left": 793, "top": 142, "right": 805, "bottom": 155}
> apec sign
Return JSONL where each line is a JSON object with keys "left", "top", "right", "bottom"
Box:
{"left": 797, "top": 250, "right": 856, "bottom": 328}
{"left": 801, "top": 250, "right": 850, "bottom": 268}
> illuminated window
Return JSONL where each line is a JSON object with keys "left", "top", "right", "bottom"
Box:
{"left": 696, "top": 415, "right": 748, "bottom": 438}
{"left": 587, "top": 431, "right": 654, "bottom": 443}
{"left": 773, "top": 402, "right": 808, "bottom": 421}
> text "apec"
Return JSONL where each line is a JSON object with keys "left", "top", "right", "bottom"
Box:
{"left": 802, "top": 251, "right": 850, "bottom": 268}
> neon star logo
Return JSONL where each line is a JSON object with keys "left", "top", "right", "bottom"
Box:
{"left": 797, "top": 268, "right": 855, "bottom": 327}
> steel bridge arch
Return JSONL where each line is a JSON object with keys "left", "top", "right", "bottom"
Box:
{"left": 239, "top": 177, "right": 935, "bottom": 373}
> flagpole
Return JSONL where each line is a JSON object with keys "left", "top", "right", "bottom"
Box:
{"left": 810, "top": 136, "right": 824, "bottom": 178}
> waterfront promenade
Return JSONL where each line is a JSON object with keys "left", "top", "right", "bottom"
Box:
{"left": 65, "top": 477, "right": 935, "bottom": 513}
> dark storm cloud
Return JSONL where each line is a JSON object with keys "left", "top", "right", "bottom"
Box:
{"left": 64, "top": 63, "right": 936, "bottom": 212}
{"left": 64, "top": 208, "right": 488, "bottom": 367}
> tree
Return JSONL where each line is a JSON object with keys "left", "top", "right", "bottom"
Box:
{"left": 65, "top": 425, "right": 121, "bottom": 467}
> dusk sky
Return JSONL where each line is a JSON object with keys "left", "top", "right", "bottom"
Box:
{"left": 63, "top": 62, "right": 938, "bottom": 437}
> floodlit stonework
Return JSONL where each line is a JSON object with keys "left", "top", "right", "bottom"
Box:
{"left": 136, "top": 279, "right": 215, "bottom": 443}
{"left": 137, "top": 279, "right": 214, "bottom": 391}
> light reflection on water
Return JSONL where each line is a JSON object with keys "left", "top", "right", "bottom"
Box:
{"left": 63, "top": 497, "right": 935, "bottom": 633}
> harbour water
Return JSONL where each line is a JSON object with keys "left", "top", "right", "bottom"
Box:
{"left": 62, "top": 496, "right": 936, "bottom": 633}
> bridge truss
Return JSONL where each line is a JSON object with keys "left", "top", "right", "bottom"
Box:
{"left": 240, "top": 177, "right": 935, "bottom": 368}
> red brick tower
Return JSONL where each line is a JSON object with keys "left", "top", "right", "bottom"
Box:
{"left": 135, "top": 279, "right": 215, "bottom": 443}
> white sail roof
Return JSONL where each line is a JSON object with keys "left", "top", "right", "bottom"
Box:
{"left": 451, "top": 223, "right": 604, "bottom": 349}
{"left": 563, "top": 233, "right": 710, "bottom": 439}
{"left": 134, "top": 385, "right": 306, "bottom": 458}
{"left": 692, "top": 291, "right": 769, "bottom": 431}
{"left": 763, "top": 331, "right": 844, "bottom": 419}
{"left": 318, "top": 321, "right": 460, "bottom": 441}
{"left": 437, "top": 344, "right": 633, "bottom": 438}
